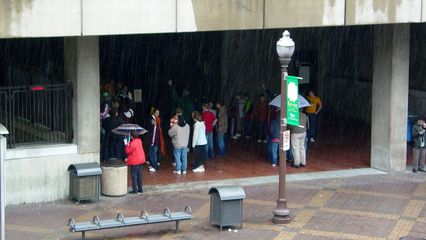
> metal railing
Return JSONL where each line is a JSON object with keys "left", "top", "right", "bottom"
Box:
{"left": 0, "top": 84, "right": 73, "bottom": 148}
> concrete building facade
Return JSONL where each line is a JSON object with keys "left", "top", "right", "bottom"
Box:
{"left": 0, "top": 0, "right": 425, "bottom": 204}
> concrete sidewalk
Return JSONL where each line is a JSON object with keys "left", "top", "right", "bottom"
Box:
{"left": 5, "top": 171, "right": 426, "bottom": 240}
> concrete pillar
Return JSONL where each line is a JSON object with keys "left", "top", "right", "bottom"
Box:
{"left": 64, "top": 37, "right": 100, "bottom": 155}
{"left": 371, "top": 24, "right": 410, "bottom": 172}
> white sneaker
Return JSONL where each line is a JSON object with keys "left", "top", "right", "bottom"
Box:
{"left": 182, "top": 171, "right": 187, "bottom": 175}
{"left": 231, "top": 135, "right": 239, "bottom": 139}
{"left": 257, "top": 139, "right": 262, "bottom": 143}
{"left": 310, "top": 138, "right": 315, "bottom": 143}
{"left": 272, "top": 164, "right": 277, "bottom": 167}
{"left": 235, "top": 133, "right": 241, "bottom": 137}
{"left": 192, "top": 167, "right": 202, "bottom": 173}
{"left": 149, "top": 167, "right": 156, "bottom": 172}
{"left": 158, "top": 162, "right": 160, "bottom": 166}
{"left": 200, "top": 166, "right": 205, "bottom": 172}
{"left": 172, "top": 162, "right": 176, "bottom": 167}
{"left": 173, "top": 170, "right": 181, "bottom": 175}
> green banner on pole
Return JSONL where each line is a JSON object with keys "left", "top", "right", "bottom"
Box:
{"left": 287, "top": 75, "right": 299, "bottom": 127}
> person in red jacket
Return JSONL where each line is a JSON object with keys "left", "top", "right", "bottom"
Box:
{"left": 202, "top": 103, "right": 217, "bottom": 159}
{"left": 125, "top": 130, "right": 146, "bottom": 194}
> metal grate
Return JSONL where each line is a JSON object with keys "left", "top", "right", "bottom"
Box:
{"left": 0, "top": 84, "right": 73, "bottom": 148}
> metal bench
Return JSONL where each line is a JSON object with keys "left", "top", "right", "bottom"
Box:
{"left": 68, "top": 206, "right": 192, "bottom": 239}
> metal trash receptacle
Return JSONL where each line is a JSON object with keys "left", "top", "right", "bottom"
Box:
{"left": 209, "top": 186, "right": 246, "bottom": 230}
{"left": 68, "top": 162, "right": 102, "bottom": 202}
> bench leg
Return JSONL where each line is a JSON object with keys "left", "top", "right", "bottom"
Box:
{"left": 81, "top": 231, "right": 85, "bottom": 240}
{"left": 175, "top": 221, "right": 180, "bottom": 233}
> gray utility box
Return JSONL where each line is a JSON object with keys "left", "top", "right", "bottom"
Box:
{"left": 209, "top": 186, "right": 246, "bottom": 230}
{"left": 68, "top": 163, "right": 102, "bottom": 202}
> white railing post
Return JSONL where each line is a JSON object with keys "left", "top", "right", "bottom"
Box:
{"left": 0, "top": 124, "right": 9, "bottom": 240}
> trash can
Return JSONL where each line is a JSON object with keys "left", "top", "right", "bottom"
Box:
{"left": 209, "top": 186, "right": 246, "bottom": 230}
{"left": 68, "top": 162, "right": 102, "bottom": 203}
{"left": 101, "top": 160, "right": 128, "bottom": 197}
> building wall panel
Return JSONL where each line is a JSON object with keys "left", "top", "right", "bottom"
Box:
{"left": 0, "top": 0, "right": 80, "bottom": 38}
{"left": 265, "top": 0, "right": 345, "bottom": 28}
{"left": 423, "top": 0, "right": 426, "bottom": 22}
{"left": 5, "top": 149, "right": 99, "bottom": 205}
{"left": 178, "top": 0, "right": 264, "bottom": 32}
{"left": 82, "top": 0, "right": 176, "bottom": 35}
{"left": 346, "top": 0, "right": 422, "bottom": 25}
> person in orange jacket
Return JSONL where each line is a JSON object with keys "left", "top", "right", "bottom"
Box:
{"left": 125, "top": 130, "right": 146, "bottom": 194}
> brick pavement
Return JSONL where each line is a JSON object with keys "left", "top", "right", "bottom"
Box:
{"left": 5, "top": 172, "right": 426, "bottom": 240}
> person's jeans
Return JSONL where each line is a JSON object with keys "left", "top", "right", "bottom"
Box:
{"left": 217, "top": 133, "right": 226, "bottom": 156}
{"left": 173, "top": 147, "right": 188, "bottom": 172}
{"left": 305, "top": 136, "right": 309, "bottom": 156}
{"left": 100, "top": 128, "right": 106, "bottom": 160}
{"left": 257, "top": 121, "right": 266, "bottom": 140}
{"left": 286, "top": 143, "right": 293, "bottom": 161}
{"left": 413, "top": 147, "right": 426, "bottom": 170}
{"left": 194, "top": 145, "right": 206, "bottom": 168}
{"left": 205, "top": 132, "right": 214, "bottom": 159}
{"left": 270, "top": 142, "right": 279, "bottom": 165}
{"left": 244, "top": 119, "right": 253, "bottom": 137}
{"left": 307, "top": 114, "right": 318, "bottom": 139}
{"left": 236, "top": 117, "right": 243, "bottom": 135}
{"left": 149, "top": 144, "right": 159, "bottom": 169}
{"left": 130, "top": 164, "right": 143, "bottom": 192}
{"left": 291, "top": 132, "right": 307, "bottom": 166}
{"left": 230, "top": 117, "right": 236, "bottom": 137}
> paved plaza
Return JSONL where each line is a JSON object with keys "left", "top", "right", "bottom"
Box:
{"left": 5, "top": 171, "right": 426, "bottom": 240}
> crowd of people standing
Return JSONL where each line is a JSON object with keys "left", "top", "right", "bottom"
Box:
{"left": 99, "top": 79, "right": 323, "bottom": 193}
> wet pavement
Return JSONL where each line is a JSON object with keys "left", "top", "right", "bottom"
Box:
{"left": 6, "top": 171, "right": 426, "bottom": 240}
{"left": 141, "top": 133, "right": 371, "bottom": 186}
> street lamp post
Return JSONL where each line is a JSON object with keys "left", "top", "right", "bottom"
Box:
{"left": 272, "top": 30, "right": 295, "bottom": 224}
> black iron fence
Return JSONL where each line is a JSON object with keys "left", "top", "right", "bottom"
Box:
{"left": 0, "top": 84, "right": 73, "bottom": 148}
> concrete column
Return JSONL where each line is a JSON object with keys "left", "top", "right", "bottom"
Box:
{"left": 64, "top": 37, "right": 100, "bottom": 155}
{"left": 371, "top": 24, "right": 410, "bottom": 172}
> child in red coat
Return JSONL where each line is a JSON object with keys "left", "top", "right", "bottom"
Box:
{"left": 125, "top": 130, "right": 146, "bottom": 194}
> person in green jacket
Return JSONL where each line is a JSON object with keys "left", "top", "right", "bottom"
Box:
{"left": 168, "top": 80, "right": 193, "bottom": 124}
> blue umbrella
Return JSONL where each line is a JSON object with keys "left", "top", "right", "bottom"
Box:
{"left": 112, "top": 124, "right": 148, "bottom": 136}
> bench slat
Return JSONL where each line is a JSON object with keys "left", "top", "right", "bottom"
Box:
{"left": 98, "top": 219, "right": 124, "bottom": 228}
{"left": 146, "top": 215, "right": 171, "bottom": 223}
{"left": 170, "top": 213, "right": 192, "bottom": 221}
{"left": 122, "top": 217, "right": 148, "bottom": 226}
{"left": 72, "top": 222, "right": 100, "bottom": 232}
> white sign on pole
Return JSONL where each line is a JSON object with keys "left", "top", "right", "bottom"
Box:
{"left": 283, "top": 130, "right": 290, "bottom": 151}
{"left": 299, "top": 65, "right": 310, "bottom": 84}
{"left": 133, "top": 89, "right": 142, "bottom": 103}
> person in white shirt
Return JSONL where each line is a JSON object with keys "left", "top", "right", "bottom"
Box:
{"left": 192, "top": 111, "right": 207, "bottom": 173}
